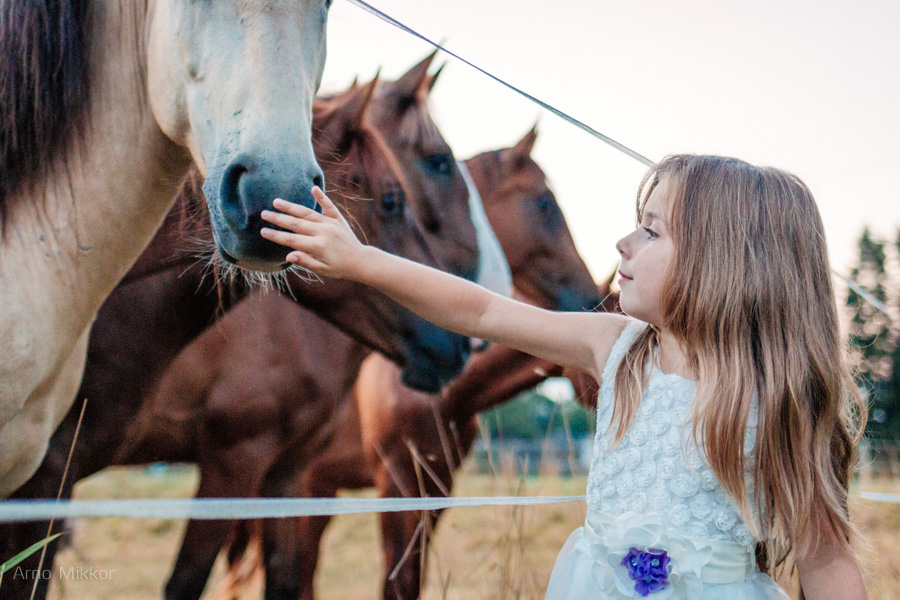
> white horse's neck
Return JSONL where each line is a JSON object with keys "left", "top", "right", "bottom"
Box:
{"left": 5, "top": 3, "right": 190, "bottom": 324}
{"left": 0, "top": 2, "right": 192, "bottom": 495}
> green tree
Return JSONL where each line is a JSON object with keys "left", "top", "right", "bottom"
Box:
{"left": 846, "top": 227, "right": 900, "bottom": 439}
{"left": 480, "top": 389, "right": 594, "bottom": 440}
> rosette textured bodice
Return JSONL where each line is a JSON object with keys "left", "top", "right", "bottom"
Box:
{"left": 586, "top": 320, "right": 759, "bottom": 549}
{"left": 543, "top": 319, "right": 790, "bottom": 600}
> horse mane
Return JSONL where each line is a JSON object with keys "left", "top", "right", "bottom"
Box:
{"left": 0, "top": 0, "right": 92, "bottom": 224}
{"left": 467, "top": 149, "right": 504, "bottom": 189}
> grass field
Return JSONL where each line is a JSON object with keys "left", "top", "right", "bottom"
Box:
{"left": 9, "top": 465, "right": 894, "bottom": 599}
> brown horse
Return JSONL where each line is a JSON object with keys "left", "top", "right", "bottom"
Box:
{"left": 0, "top": 0, "right": 330, "bottom": 497}
{"left": 213, "top": 127, "right": 604, "bottom": 600}
{"left": 115, "top": 61, "right": 493, "bottom": 600}
{"left": 0, "top": 79, "right": 470, "bottom": 600}
{"left": 371, "top": 52, "right": 481, "bottom": 281}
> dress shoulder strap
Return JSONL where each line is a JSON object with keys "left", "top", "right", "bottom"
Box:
{"left": 600, "top": 319, "right": 648, "bottom": 385}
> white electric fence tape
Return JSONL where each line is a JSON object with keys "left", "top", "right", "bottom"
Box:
{"left": 0, "top": 492, "right": 896, "bottom": 524}
{"left": 0, "top": 495, "right": 587, "bottom": 523}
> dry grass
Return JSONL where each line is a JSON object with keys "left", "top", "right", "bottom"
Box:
{"left": 39, "top": 466, "right": 900, "bottom": 599}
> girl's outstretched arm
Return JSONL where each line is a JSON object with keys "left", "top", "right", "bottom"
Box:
{"left": 260, "top": 188, "right": 627, "bottom": 381}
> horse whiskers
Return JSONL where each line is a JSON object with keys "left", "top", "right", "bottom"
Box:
{"left": 181, "top": 239, "right": 320, "bottom": 298}
{"left": 286, "top": 263, "right": 322, "bottom": 286}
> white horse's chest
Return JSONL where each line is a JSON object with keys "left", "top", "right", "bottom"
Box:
{"left": 0, "top": 232, "right": 97, "bottom": 495}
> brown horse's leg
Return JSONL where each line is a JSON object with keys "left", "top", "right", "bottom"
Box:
{"left": 261, "top": 467, "right": 338, "bottom": 600}
{"left": 377, "top": 468, "right": 449, "bottom": 600}
{"left": 260, "top": 513, "right": 333, "bottom": 600}
{"left": 381, "top": 508, "right": 429, "bottom": 600}
{"left": 226, "top": 519, "right": 254, "bottom": 567}
{"left": 165, "top": 446, "right": 271, "bottom": 600}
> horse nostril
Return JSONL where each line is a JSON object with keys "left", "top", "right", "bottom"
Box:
{"left": 311, "top": 173, "right": 325, "bottom": 214}
{"left": 220, "top": 161, "right": 250, "bottom": 227}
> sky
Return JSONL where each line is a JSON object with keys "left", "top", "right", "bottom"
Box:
{"left": 320, "top": 0, "right": 900, "bottom": 285}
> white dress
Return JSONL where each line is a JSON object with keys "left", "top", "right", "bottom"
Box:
{"left": 545, "top": 320, "right": 790, "bottom": 600}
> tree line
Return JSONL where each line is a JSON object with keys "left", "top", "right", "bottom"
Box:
{"left": 847, "top": 227, "right": 900, "bottom": 441}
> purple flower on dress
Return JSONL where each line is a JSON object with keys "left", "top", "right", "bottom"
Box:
{"left": 621, "top": 547, "right": 670, "bottom": 596}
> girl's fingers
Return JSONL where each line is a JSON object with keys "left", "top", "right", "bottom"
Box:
{"left": 311, "top": 186, "right": 341, "bottom": 219}
{"left": 261, "top": 210, "right": 317, "bottom": 235}
{"left": 287, "top": 251, "right": 328, "bottom": 272}
{"left": 260, "top": 227, "right": 316, "bottom": 253}
{"left": 271, "top": 198, "right": 324, "bottom": 221}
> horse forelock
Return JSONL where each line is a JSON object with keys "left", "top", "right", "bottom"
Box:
{"left": 467, "top": 149, "right": 504, "bottom": 194}
{"left": 356, "top": 123, "right": 410, "bottom": 201}
{"left": 407, "top": 99, "right": 446, "bottom": 154}
{"left": 0, "top": 0, "right": 93, "bottom": 225}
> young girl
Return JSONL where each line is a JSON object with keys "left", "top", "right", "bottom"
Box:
{"left": 260, "top": 154, "right": 868, "bottom": 599}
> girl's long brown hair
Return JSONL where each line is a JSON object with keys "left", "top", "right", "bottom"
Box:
{"left": 611, "top": 155, "right": 866, "bottom": 573}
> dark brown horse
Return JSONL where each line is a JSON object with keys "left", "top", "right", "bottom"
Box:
{"left": 123, "top": 60, "right": 491, "bottom": 600}
{"left": 0, "top": 79, "right": 470, "bottom": 600}
{"left": 215, "top": 127, "right": 605, "bottom": 600}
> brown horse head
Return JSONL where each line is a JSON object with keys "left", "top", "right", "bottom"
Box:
{"left": 466, "top": 126, "right": 602, "bottom": 312}
{"left": 299, "top": 79, "right": 469, "bottom": 391}
{"left": 368, "top": 52, "right": 480, "bottom": 281}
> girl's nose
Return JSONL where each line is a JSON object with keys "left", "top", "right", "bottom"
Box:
{"left": 615, "top": 235, "right": 629, "bottom": 258}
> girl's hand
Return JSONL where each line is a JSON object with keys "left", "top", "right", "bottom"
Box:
{"left": 260, "top": 187, "right": 365, "bottom": 279}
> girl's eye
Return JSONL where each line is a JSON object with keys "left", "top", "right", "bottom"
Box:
{"left": 643, "top": 227, "right": 658, "bottom": 239}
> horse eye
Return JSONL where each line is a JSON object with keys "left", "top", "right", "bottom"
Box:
{"left": 380, "top": 190, "right": 404, "bottom": 215}
{"left": 536, "top": 193, "right": 553, "bottom": 212}
{"left": 425, "top": 154, "right": 452, "bottom": 175}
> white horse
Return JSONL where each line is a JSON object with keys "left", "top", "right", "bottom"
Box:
{"left": 0, "top": 0, "right": 331, "bottom": 497}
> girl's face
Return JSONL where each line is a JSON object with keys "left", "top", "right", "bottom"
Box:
{"left": 615, "top": 176, "right": 675, "bottom": 327}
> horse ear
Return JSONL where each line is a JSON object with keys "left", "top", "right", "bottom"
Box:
{"left": 513, "top": 124, "right": 538, "bottom": 158}
{"left": 318, "top": 73, "right": 378, "bottom": 147}
{"left": 503, "top": 124, "right": 538, "bottom": 171}
{"left": 425, "top": 62, "right": 446, "bottom": 93}
{"left": 386, "top": 50, "right": 438, "bottom": 102}
{"left": 343, "top": 73, "right": 379, "bottom": 130}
